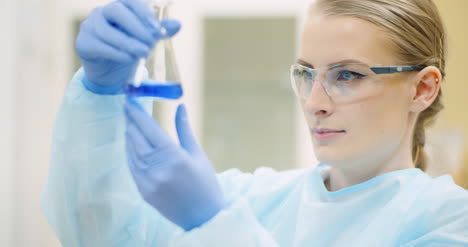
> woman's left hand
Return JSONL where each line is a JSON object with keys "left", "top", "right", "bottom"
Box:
{"left": 124, "top": 97, "right": 226, "bottom": 231}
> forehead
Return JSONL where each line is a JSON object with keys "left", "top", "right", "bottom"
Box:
{"left": 300, "top": 13, "right": 397, "bottom": 67}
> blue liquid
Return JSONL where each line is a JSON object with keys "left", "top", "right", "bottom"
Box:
{"left": 125, "top": 80, "right": 183, "bottom": 99}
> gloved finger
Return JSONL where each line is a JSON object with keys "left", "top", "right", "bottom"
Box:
{"left": 124, "top": 97, "right": 176, "bottom": 150}
{"left": 102, "top": 1, "right": 157, "bottom": 46}
{"left": 125, "top": 134, "right": 155, "bottom": 191}
{"left": 175, "top": 104, "right": 202, "bottom": 155}
{"left": 126, "top": 120, "right": 155, "bottom": 168}
{"left": 160, "top": 19, "right": 182, "bottom": 38}
{"left": 119, "top": 0, "right": 161, "bottom": 31}
{"left": 92, "top": 9, "right": 150, "bottom": 58}
{"left": 76, "top": 31, "right": 134, "bottom": 62}
{"left": 125, "top": 134, "right": 143, "bottom": 176}
{"left": 126, "top": 104, "right": 185, "bottom": 167}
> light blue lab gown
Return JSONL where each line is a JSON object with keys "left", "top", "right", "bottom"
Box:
{"left": 42, "top": 69, "right": 468, "bottom": 247}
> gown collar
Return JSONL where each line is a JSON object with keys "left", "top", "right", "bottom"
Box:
{"left": 315, "top": 163, "right": 423, "bottom": 199}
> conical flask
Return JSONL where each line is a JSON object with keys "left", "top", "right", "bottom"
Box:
{"left": 126, "top": 0, "right": 183, "bottom": 100}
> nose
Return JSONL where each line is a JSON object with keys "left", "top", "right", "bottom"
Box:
{"left": 303, "top": 78, "right": 334, "bottom": 118}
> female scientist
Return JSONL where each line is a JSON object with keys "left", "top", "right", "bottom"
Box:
{"left": 42, "top": 0, "right": 468, "bottom": 246}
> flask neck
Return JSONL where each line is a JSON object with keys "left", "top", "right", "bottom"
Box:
{"left": 148, "top": 0, "right": 172, "bottom": 19}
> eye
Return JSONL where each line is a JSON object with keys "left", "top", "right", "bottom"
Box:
{"left": 337, "top": 70, "right": 366, "bottom": 81}
{"left": 294, "top": 69, "right": 304, "bottom": 77}
{"left": 295, "top": 68, "right": 314, "bottom": 81}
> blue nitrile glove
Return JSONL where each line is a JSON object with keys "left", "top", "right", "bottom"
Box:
{"left": 75, "top": 0, "right": 181, "bottom": 94}
{"left": 124, "top": 97, "right": 227, "bottom": 231}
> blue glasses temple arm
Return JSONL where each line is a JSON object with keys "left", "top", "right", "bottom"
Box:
{"left": 370, "top": 65, "right": 426, "bottom": 74}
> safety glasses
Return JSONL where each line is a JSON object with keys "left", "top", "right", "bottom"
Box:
{"left": 290, "top": 63, "right": 425, "bottom": 103}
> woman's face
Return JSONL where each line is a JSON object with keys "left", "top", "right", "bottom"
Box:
{"left": 299, "top": 13, "right": 417, "bottom": 170}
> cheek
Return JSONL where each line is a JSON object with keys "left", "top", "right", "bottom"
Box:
{"left": 327, "top": 95, "right": 409, "bottom": 159}
{"left": 344, "top": 95, "right": 409, "bottom": 148}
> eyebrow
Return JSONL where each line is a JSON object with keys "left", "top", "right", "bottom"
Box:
{"left": 296, "top": 58, "right": 367, "bottom": 68}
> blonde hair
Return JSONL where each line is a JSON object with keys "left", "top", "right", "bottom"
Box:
{"left": 313, "top": 0, "right": 446, "bottom": 171}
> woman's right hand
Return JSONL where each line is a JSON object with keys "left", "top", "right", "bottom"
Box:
{"left": 75, "top": 0, "right": 181, "bottom": 94}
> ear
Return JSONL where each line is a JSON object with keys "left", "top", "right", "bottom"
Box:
{"left": 409, "top": 66, "right": 442, "bottom": 113}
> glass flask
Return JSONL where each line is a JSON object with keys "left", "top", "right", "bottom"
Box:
{"left": 125, "top": 0, "right": 183, "bottom": 100}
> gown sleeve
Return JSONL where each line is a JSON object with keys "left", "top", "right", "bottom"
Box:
{"left": 41, "top": 69, "right": 177, "bottom": 246}
{"left": 42, "top": 69, "right": 280, "bottom": 247}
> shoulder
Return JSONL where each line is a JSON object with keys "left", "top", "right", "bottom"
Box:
{"left": 400, "top": 173, "right": 468, "bottom": 246}
{"left": 408, "top": 173, "right": 468, "bottom": 218}
{"left": 419, "top": 174, "right": 468, "bottom": 208}
{"left": 421, "top": 174, "right": 468, "bottom": 226}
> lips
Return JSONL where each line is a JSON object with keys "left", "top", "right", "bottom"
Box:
{"left": 313, "top": 128, "right": 345, "bottom": 134}
{"left": 312, "top": 128, "right": 345, "bottom": 140}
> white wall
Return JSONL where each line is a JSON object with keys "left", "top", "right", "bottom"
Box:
{"left": 1, "top": 0, "right": 70, "bottom": 246}
{"left": 0, "top": 0, "right": 17, "bottom": 246}
{"left": 12, "top": 0, "right": 66, "bottom": 246}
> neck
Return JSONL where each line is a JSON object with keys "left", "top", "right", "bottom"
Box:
{"left": 324, "top": 141, "right": 415, "bottom": 192}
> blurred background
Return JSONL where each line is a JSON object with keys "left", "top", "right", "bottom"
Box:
{"left": 0, "top": 0, "right": 466, "bottom": 246}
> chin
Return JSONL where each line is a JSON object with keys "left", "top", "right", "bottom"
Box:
{"left": 313, "top": 144, "right": 353, "bottom": 166}
{"left": 315, "top": 150, "right": 344, "bottom": 166}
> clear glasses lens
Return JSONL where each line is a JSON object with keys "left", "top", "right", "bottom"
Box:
{"left": 290, "top": 63, "right": 383, "bottom": 102}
